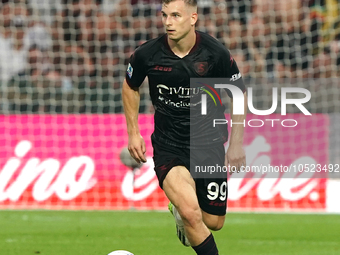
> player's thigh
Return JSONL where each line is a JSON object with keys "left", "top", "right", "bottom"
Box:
{"left": 152, "top": 136, "right": 190, "bottom": 189}
{"left": 195, "top": 177, "right": 228, "bottom": 230}
{"left": 193, "top": 143, "right": 228, "bottom": 217}
{"left": 162, "top": 166, "right": 200, "bottom": 218}
{"left": 163, "top": 165, "right": 196, "bottom": 206}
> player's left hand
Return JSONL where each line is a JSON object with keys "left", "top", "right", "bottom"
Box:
{"left": 225, "top": 143, "right": 246, "bottom": 175}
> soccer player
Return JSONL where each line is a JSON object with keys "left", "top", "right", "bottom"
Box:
{"left": 122, "top": 0, "right": 247, "bottom": 254}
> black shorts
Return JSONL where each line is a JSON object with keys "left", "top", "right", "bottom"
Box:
{"left": 152, "top": 137, "right": 228, "bottom": 216}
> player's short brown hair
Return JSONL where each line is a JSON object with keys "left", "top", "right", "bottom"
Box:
{"left": 161, "top": 0, "right": 197, "bottom": 7}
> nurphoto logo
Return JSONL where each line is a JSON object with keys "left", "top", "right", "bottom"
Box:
{"left": 198, "top": 79, "right": 311, "bottom": 128}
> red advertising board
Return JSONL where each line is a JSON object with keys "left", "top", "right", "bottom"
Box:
{"left": 0, "top": 114, "right": 329, "bottom": 211}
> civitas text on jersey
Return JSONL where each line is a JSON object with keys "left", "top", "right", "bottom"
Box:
{"left": 157, "top": 84, "right": 202, "bottom": 98}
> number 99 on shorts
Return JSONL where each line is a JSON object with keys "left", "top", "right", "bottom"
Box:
{"left": 207, "top": 181, "right": 227, "bottom": 201}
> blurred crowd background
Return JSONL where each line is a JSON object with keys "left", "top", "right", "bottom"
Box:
{"left": 0, "top": 0, "right": 339, "bottom": 114}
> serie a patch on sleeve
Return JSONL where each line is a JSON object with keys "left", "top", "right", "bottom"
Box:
{"left": 127, "top": 63, "right": 133, "bottom": 78}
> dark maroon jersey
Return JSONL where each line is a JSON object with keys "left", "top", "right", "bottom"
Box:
{"left": 126, "top": 31, "right": 245, "bottom": 148}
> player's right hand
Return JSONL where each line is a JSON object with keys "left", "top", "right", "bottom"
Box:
{"left": 128, "top": 134, "right": 147, "bottom": 164}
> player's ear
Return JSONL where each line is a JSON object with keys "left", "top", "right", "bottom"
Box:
{"left": 191, "top": 12, "right": 198, "bottom": 26}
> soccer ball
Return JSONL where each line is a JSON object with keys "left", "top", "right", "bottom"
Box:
{"left": 107, "top": 250, "right": 134, "bottom": 255}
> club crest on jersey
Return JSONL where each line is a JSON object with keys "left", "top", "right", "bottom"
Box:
{"left": 194, "top": 62, "right": 208, "bottom": 76}
{"left": 127, "top": 63, "right": 133, "bottom": 78}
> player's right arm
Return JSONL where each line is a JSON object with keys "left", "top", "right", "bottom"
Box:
{"left": 123, "top": 44, "right": 150, "bottom": 163}
{"left": 122, "top": 79, "right": 146, "bottom": 163}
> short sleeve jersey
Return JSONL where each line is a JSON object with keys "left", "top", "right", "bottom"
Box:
{"left": 126, "top": 31, "right": 245, "bottom": 148}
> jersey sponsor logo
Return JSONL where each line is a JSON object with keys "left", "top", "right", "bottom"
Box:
{"left": 154, "top": 65, "right": 172, "bottom": 72}
{"left": 230, "top": 72, "right": 242, "bottom": 81}
{"left": 156, "top": 84, "right": 200, "bottom": 98}
{"left": 127, "top": 63, "right": 133, "bottom": 78}
{"left": 158, "top": 96, "right": 191, "bottom": 108}
{"left": 194, "top": 62, "right": 209, "bottom": 76}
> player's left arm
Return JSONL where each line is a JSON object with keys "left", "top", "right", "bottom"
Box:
{"left": 226, "top": 92, "right": 247, "bottom": 173}
{"left": 219, "top": 48, "right": 247, "bottom": 173}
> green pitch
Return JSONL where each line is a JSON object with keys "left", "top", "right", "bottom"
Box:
{"left": 1, "top": 210, "right": 339, "bottom": 255}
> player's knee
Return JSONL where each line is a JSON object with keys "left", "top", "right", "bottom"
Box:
{"left": 178, "top": 205, "right": 202, "bottom": 228}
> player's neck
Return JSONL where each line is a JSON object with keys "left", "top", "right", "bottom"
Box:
{"left": 168, "top": 30, "right": 196, "bottom": 58}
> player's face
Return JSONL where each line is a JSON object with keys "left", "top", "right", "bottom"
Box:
{"left": 161, "top": 0, "right": 197, "bottom": 41}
